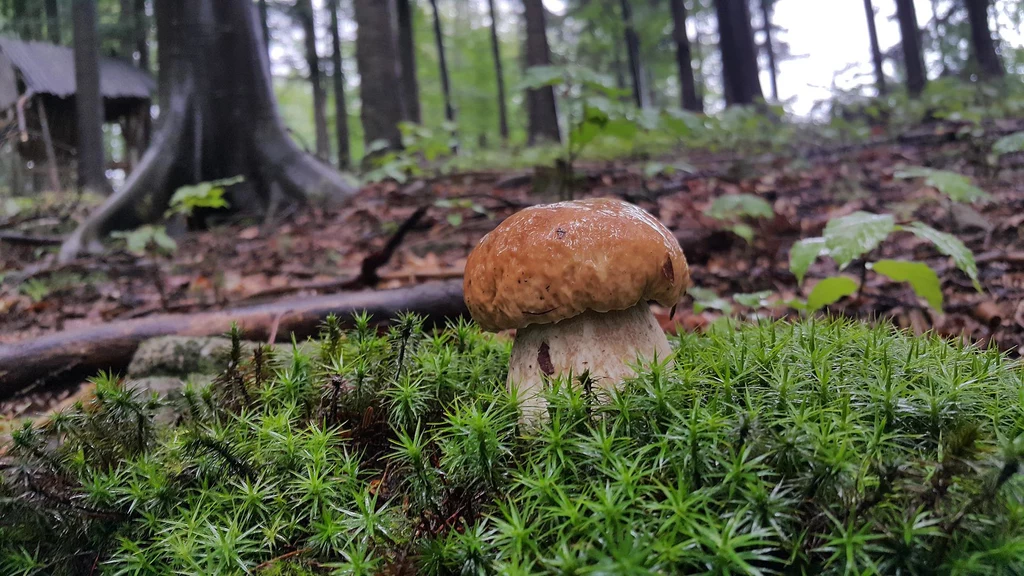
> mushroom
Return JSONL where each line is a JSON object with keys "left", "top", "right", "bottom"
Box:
{"left": 463, "top": 198, "right": 689, "bottom": 419}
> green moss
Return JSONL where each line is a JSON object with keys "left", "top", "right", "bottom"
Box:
{"left": 3, "top": 315, "right": 1024, "bottom": 575}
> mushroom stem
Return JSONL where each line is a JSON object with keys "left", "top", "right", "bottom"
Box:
{"left": 507, "top": 300, "right": 672, "bottom": 420}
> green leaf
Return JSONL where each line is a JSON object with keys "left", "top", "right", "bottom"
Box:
{"left": 789, "top": 237, "right": 828, "bottom": 285}
{"left": 729, "top": 223, "right": 754, "bottom": 243}
{"left": 733, "top": 291, "right": 774, "bottom": 308}
{"left": 643, "top": 162, "right": 666, "bottom": 179}
{"left": 869, "top": 260, "right": 943, "bottom": 310}
{"left": 823, "top": 211, "right": 895, "bottom": 269}
{"left": 905, "top": 222, "right": 982, "bottom": 291}
{"left": 704, "top": 194, "right": 774, "bottom": 221}
{"left": 151, "top": 227, "right": 178, "bottom": 254}
{"left": 446, "top": 213, "right": 463, "bottom": 227}
{"left": 993, "top": 132, "right": 1024, "bottom": 156}
{"left": 518, "top": 65, "right": 566, "bottom": 90}
{"left": 806, "top": 277, "right": 858, "bottom": 311}
{"left": 602, "top": 118, "right": 639, "bottom": 141}
{"left": 894, "top": 167, "right": 990, "bottom": 203}
{"left": 688, "top": 287, "right": 733, "bottom": 314}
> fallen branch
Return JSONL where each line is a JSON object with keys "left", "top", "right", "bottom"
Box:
{"left": 0, "top": 232, "right": 64, "bottom": 246}
{"left": 0, "top": 280, "right": 467, "bottom": 398}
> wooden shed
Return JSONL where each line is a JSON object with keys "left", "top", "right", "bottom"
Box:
{"left": 0, "top": 37, "right": 155, "bottom": 192}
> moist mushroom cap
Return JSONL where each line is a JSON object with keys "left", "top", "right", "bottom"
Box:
{"left": 463, "top": 198, "right": 690, "bottom": 332}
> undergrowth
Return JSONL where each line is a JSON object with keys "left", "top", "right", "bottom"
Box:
{"left": 3, "top": 314, "right": 1024, "bottom": 575}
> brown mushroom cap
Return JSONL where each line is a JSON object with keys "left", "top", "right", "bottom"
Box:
{"left": 463, "top": 198, "right": 689, "bottom": 332}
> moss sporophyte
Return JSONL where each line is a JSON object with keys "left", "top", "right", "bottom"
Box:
{"left": 3, "top": 314, "right": 1024, "bottom": 575}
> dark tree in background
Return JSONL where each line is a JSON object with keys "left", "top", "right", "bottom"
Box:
{"left": 396, "top": 0, "right": 421, "bottom": 123}
{"left": 354, "top": 0, "right": 405, "bottom": 151}
{"left": 296, "top": 0, "right": 330, "bottom": 161}
{"left": 487, "top": 0, "right": 510, "bottom": 140}
{"left": 258, "top": 0, "right": 270, "bottom": 56}
{"left": 619, "top": 0, "right": 643, "bottom": 108}
{"left": 428, "top": 0, "right": 456, "bottom": 124}
{"left": 715, "top": 0, "right": 763, "bottom": 106}
{"left": 895, "top": 0, "right": 927, "bottom": 97}
{"left": 523, "top": 0, "right": 561, "bottom": 144}
{"left": 45, "top": 0, "right": 61, "bottom": 43}
{"left": 759, "top": 0, "right": 778, "bottom": 101}
{"left": 670, "top": 0, "right": 702, "bottom": 112}
{"left": 328, "top": 0, "right": 351, "bottom": 169}
{"left": 964, "top": 0, "right": 1004, "bottom": 79}
{"left": 73, "top": 0, "right": 107, "bottom": 195}
{"left": 60, "top": 0, "right": 356, "bottom": 260}
{"left": 862, "top": 0, "right": 887, "bottom": 95}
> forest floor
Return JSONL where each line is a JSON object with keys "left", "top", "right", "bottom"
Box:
{"left": 3, "top": 126, "right": 1024, "bottom": 416}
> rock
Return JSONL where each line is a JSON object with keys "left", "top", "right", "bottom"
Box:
{"left": 127, "top": 336, "right": 242, "bottom": 378}
{"left": 127, "top": 336, "right": 321, "bottom": 379}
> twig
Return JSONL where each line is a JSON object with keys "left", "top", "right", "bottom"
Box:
{"left": 358, "top": 205, "right": 430, "bottom": 286}
{"left": 252, "top": 548, "right": 311, "bottom": 572}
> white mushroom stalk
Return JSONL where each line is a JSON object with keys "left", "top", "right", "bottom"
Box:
{"left": 462, "top": 198, "right": 689, "bottom": 422}
{"left": 507, "top": 301, "right": 672, "bottom": 419}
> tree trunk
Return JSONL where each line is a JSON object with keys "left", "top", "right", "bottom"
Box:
{"left": 670, "top": 0, "right": 701, "bottom": 112}
{"left": 964, "top": 0, "right": 1003, "bottom": 79}
{"left": 619, "top": 0, "right": 643, "bottom": 108}
{"left": 395, "top": 0, "right": 421, "bottom": 123}
{"left": 428, "top": 0, "right": 455, "bottom": 125}
{"left": 759, "top": 0, "right": 778, "bottom": 101}
{"left": 715, "top": 0, "right": 763, "bottom": 106}
{"left": 119, "top": 0, "right": 134, "bottom": 59}
{"left": 895, "top": 0, "right": 927, "bottom": 97}
{"left": 862, "top": 0, "right": 887, "bottom": 95}
{"left": 353, "top": 0, "right": 405, "bottom": 151}
{"left": 523, "top": 0, "right": 560, "bottom": 144}
{"left": 487, "top": 0, "right": 509, "bottom": 141}
{"left": 328, "top": 0, "right": 350, "bottom": 169}
{"left": 297, "top": 0, "right": 330, "bottom": 161}
{"left": 59, "top": 0, "right": 357, "bottom": 262}
{"left": 0, "top": 280, "right": 468, "bottom": 397}
{"left": 258, "top": 0, "right": 270, "bottom": 57}
{"left": 45, "top": 0, "right": 60, "bottom": 43}
{"left": 73, "top": 0, "right": 107, "bottom": 195}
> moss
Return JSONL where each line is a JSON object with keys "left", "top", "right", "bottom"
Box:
{"left": 3, "top": 315, "right": 1024, "bottom": 575}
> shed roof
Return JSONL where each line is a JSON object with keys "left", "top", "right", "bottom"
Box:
{"left": 0, "top": 37, "right": 155, "bottom": 108}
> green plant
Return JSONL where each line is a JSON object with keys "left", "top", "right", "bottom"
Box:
{"left": 518, "top": 64, "right": 647, "bottom": 196}
{"left": 17, "top": 278, "right": 50, "bottom": 302}
{"left": 789, "top": 211, "right": 980, "bottom": 312}
{"left": 111, "top": 224, "right": 177, "bottom": 257}
{"left": 363, "top": 122, "right": 458, "bottom": 184}
{"left": 165, "top": 176, "right": 241, "bottom": 218}
{"left": 893, "top": 167, "right": 990, "bottom": 204}
{"left": 704, "top": 193, "right": 775, "bottom": 242}
{"left": 5, "top": 317, "right": 1024, "bottom": 575}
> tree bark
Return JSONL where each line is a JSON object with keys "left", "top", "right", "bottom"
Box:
{"left": 619, "top": 0, "right": 643, "bottom": 108}
{"left": 297, "top": 0, "right": 330, "bottom": 161}
{"left": 487, "top": 0, "right": 510, "bottom": 141}
{"left": 395, "top": 0, "right": 421, "bottom": 123}
{"left": 670, "top": 0, "right": 701, "bottom": 112}
{"left": 59, "top": 0, "right": 357, "bottom": 262}
{"left": 328, "top": 0, "right": 350, "bottom": 169}
{"left": 715, "top": 0, "right": 763, "bottom": 106}
{"left": 0, "top": 281, "right": 468, "bottom": 397}
{"left": 353, "top": 0, "right": 405, "bottom": 151}
{"left": 759, "top": 0, "right": 778, "bottom": 101}
{"left": 258, "top": 0, "right": 270, "bottom": 57}
{"left": 862, "top": 0, "right": 887, "bottom": 95}
{"left": 45, "top": 0, "right": 60, "bottom": 43}
{"left": 523, "top": 0, "right": 560, "bottom": 144}
{"left": 73, "top": 0, "right": 107, "bottom": 194}
{"left": 428, "top": 0, "right": 455, "bottom": 125}
{"left": 895, "top": 0, "right": 927, "bottom": 97}
{"left": 964, "top": 0, "right": 1003, "bottom": 79}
